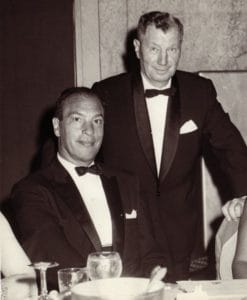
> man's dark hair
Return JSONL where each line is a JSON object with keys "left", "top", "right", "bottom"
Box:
{"left": 137, "top": 11, "right": 183, "bottom": 42}
{"left": 54, "top": 87, "right": 104, "bottom": 120}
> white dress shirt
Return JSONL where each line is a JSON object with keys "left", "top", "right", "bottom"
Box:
{"left": 142, "top": 74, "right": 171, "bottom": 175}
{"left": 57, "top": 153, "right": 112, "bottom": 247}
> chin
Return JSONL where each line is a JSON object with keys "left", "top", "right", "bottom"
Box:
{"left": 81, "top": 154, "right": 97, "bottom": 162}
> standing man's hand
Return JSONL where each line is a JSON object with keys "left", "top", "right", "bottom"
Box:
{"left": 222, "top": 196, "right": 246, "bottom": 221}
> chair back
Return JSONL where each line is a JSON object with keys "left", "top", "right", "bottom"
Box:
{"left": 215, "top": 218, "right": 239, "bottom": 279}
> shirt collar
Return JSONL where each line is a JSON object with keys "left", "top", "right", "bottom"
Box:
{"left": 57, "top": 153, "right": 94, "bottom": 175}
{"left": 141, "top": 72, "right": 172, "bottom": 90}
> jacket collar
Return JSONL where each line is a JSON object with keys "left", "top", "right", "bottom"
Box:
{"left": 132, "top": 72, "right": 157, "bottom": 176}
{"left": 48, "top": 159, "right": 124, "bottom": 255}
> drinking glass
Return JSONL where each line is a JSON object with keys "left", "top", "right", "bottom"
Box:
{"left": 29, "top": 261, "right": 58, "bottom": 300}
{"left": 86, "top": 251, "right": 122, "bottom": 280}
{"left": 57, "top": 267, "right": 88, "bottom": 293}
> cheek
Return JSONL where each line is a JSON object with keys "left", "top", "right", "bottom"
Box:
{"left": 97, "top": 130, "right": 104, "bottom": 140}
{"left": 141, "top": 49, "right": 154, "bottom": 63}
{"left": 95, "top": 128, "right": 104, "bottom": 142}
{"left": 170, "top": 52, "right": 180, "bottom": 64}
{"left": 142, "top": 57, "right": 156, "bottom": 71}
{"left": 64, "top": 128, "right": 77, "bottom": 144}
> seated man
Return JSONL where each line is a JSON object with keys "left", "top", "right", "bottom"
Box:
{"left": 9, "top": 87, "right": 164, "bottom": 289}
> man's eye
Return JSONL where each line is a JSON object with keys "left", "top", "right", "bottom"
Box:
{"left": 94, "top": 118, "right": 103, "bottom": 125}
{"left": 168, "top": 47, "right": 178, "bottom": 53}
{"left": 72, "top": 116, "right": 81, "bottom": 122}
{"left": 151, "top": 47, "right": 159, "bottom": 53}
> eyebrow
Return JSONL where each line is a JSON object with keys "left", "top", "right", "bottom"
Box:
{"left": 65, "top": 111, "right": 104, "bottom": 118}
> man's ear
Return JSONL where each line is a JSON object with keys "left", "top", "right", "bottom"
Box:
{"left": 52, "top": 117, "right": 60, "bottom": 137}
{"left": 133, "top": 39, "right": 140, "bottom": 59}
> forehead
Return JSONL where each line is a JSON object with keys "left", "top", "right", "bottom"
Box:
{"left": 141, "top": 25, "right": 180, "bottom": 44}
{"left": 62, "top": 94, "right": 104, "bottom": 115}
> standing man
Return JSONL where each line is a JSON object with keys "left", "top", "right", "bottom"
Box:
{"left": 10, "top": 87, "right": 162, "bottom": 288}
{"left": 93, "top": 11, "right": 247, "bottom": 281}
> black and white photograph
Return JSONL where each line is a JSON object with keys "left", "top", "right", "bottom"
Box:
{"left": 1, "top": 1, "right": 247, "bottom": 299}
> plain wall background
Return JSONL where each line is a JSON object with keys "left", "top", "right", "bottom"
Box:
{"left": 0, "top": 0, "right": 75, "bottom": 202}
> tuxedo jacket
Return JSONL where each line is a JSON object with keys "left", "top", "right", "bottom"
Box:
{"left": 10, "top": 159, "right": 155, "bottom": 288}
{"left": 93, "top": 70, "right": 247, "bottom": 280}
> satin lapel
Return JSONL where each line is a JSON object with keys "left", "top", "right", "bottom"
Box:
{"left": 100, "top": 173, "right": 124, "bottom": 257}
{"left": 132, "top": 73, "right": 157, "bottom": 176}
{"left": 50, "top": 160, "right": 102, "bottom": 252}
{"left": 159, "top": 75, "right": 181, "bottom": 183}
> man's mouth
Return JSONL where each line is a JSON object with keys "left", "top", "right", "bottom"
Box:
{"left": 78, "top": 140, "right": 94, "bottom": 147}
{"left": 155, "top": 67, "right": 170, "bottom": 73}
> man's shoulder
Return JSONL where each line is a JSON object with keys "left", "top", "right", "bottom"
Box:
{"left": 176, "top": 70, "right": 213, "bottom": 86}
{"left": 12, "top": 160, "right": 60, "bottom": 192}
{"left": 93, "top": 72, "right": 132, "bottom": 88}
{"left": 12, "top": 171, "right": 47, "bottom": 194}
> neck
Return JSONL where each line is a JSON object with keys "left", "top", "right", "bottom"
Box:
{"left": 57, "top": 152, "right": 93, "bottom": 167}
{"left": 141, "top": 72, "right": 171, "bottom": 89}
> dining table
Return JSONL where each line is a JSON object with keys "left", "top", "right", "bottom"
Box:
{"left": 45, "top": 279, "right": 247, "bottom": 300}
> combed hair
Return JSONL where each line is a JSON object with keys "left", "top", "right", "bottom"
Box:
{"left": 137, "top": 11, "right": 183, "bottom": 42}
{"left": 54, "top": 87, "right": 104, "bottom": 120}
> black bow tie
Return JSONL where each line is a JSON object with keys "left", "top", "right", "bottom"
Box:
{"left": 75, "top": 164, "right": 102, "bottom": 176}
{"left": 145, "top": 87, "right": 176, "bottom": 98}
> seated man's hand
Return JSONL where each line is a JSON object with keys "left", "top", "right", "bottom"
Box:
{"left": 222, "top": 196, "right": 246, "bottom": 221}
{"left": 48, "top": 289, "right": 71, "bottom": 300}
{"left": 150, "top": 265, "right": 167, "bottom": 282}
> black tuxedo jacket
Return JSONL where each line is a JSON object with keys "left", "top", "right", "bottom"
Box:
{"left": 10, "top": 159, "right": 154, "bottom": 288}
{"left": 93, "top": 70, "right": 247, "bottom": 280}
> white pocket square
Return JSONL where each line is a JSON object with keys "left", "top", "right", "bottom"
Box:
{"left": 179, "top": 120, "right": 198, "bottom": 134}
{"left": 125, "top": 209, "right": 137, "bottom": 219}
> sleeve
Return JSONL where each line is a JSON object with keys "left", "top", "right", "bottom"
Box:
{"left": 9, "top": 181, "right": 85, "bottom": 289}
{"left": 138, "top": 194, "right": 172, "bottom": 280}
{"left": 203, "top": 79, "right": 247, "bottom": 196}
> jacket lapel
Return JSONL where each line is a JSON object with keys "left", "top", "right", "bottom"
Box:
{"left": 100, "top": 169, "right": 124, "bottom": 257}
{"left": 159, "top": 75, "right": 181, "bottom": 182}
{"left": 132, "top": 73, "right": 157, "bottom": 177}
{"left": 49, "top": 160, "right": 102, "bottom": 253}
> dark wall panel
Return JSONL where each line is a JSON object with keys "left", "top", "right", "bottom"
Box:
{"left": 1, "top": 0, "right": 74, "bottom": 202}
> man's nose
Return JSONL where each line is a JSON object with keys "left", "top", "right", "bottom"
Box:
{"left": 158, "top": 50, "right": 168, "bottom": 65}
{"left": 82, "top": 121, "right": 94, "bottom": 134}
